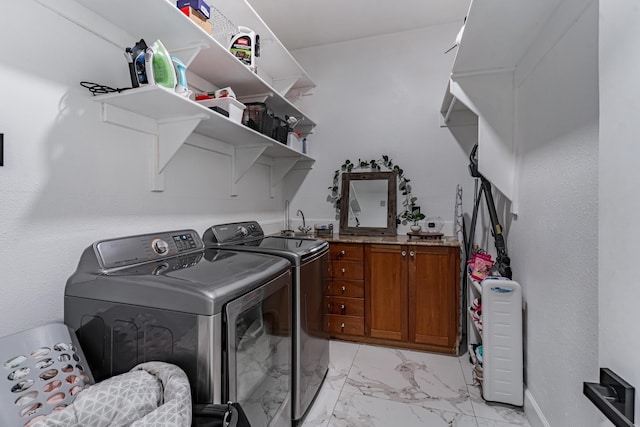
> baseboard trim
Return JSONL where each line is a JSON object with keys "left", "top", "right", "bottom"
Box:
{"left": 524, "top": 388, "right": 551, "bottom": 427}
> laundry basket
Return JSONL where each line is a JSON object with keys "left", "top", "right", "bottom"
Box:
{"left": 0, "top": 323, "right": 94, "bottom": 427}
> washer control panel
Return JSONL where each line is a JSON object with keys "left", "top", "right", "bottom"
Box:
{"left": 95, "top": 229, "right": 204, "bottom": 270}
{"left": 170, "top": 232, "right": 199, "bottom": 252}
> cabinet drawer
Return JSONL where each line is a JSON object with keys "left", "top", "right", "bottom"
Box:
{"left": 325, "top": 314, "right": 364, "bottom": 336}
{"left": 330, "top": 261, "right": 363, "bottom": 280}
{"left": 328, "top": 280, "right": 364, "bottom": 298}
{"left": 330, "top": 243, "right": 364, "bottom": 262}
{"left": 326, "top": 296, "right": 364, "bottom": 317}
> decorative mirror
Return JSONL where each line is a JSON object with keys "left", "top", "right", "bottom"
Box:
{"left": 339, "top": 172, "right": 397, "bottom": 236}
{"left": 329, "top": 156, "right": 423, "bottom": 236}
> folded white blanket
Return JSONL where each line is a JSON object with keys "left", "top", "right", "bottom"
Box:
{"left": 33, "top": 362, "right": 191, "bottom": 427}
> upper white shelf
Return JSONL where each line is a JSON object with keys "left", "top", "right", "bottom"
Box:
{"left": 452, "top": 0, "right": 563, "bottom": 76}
{"left": 442, "top": 0, "right": 565, "bottom": 208}
{"left": 187, "top": 46, "right": 317, "bottom": 129}
{"left": 57, "top": 0, "right": 316, "bottom": 127}
{"left": 213, "top": 0, "right": 315, "bottom": 94}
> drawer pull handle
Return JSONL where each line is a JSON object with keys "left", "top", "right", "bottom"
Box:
{"left": 401, "top": 251, "right": 406, "bottom": 257}
{"left": 341, "top": 286, "right": 346, "bottom": 293}
{"left": 340, "top": 304, "right": 346, "bottom": 315}
{"left": 328, "top": 303, "right": 331, "bottom": 309}
{"left": 340, "top": 322, "right": 345, "bottom": 332}
{"left": 340, "top": 250, "right": 345, "bottom": 256}
{"left": 341, "top": 268, "right": 346, "bottom": 274}
{"left": 410, "top": 251, "right": 415, "bottom": 257}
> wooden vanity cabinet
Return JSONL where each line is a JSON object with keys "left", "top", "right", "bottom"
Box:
{"left": 327, "top": 240, "right": 460, "bottom": 354}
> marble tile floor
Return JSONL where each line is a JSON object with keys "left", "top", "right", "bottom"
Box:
{"left": 301, "top": 340, "right": 530, "bottom": 427}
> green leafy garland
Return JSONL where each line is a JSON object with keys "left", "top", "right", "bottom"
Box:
{"left": 328, "top": 155, "right": 424, "bottom": 225}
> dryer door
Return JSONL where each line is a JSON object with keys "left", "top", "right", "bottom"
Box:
{"left": 224, "top": 270, "right": 291, "bottom": 427}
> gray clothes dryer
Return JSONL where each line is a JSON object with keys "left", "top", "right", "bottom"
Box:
{"left": 203, "top": 221, "right": 330, "bottom": 423}
{"left": 64, "top": 229, "right": 293, "bottom": 427}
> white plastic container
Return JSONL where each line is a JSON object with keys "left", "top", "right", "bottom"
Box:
{"left": 481, "top": 278, "right": 523, "bottom": 406}
{"left": 229, "top": 26, "right": 260, "bottom": 73}
{"left": 287, "top": 132, "right": 304, "bottom": 153}
{"left": 197, "top": 97, "right": 246, "bottom": 123}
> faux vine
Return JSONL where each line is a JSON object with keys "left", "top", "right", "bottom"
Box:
{"left": 328, "top": 155, "right": 425, "bottom": 225}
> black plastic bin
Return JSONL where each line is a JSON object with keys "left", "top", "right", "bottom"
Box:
{"left": 272, "top": 116, "right": 289, "bottom": 144}
{"left": 242, "top": 102, "right": 274, "bottom": 137}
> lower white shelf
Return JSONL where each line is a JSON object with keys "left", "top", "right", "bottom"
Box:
{"left": 92, "top": 85, "right": 314, "bottom": 193}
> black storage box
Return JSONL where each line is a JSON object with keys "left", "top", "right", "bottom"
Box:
{"left": 242, "top": 102, "right": 274, "bottom": 137}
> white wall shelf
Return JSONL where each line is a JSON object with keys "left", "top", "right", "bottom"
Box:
{"left": 212, "top": 0, "right": 315, "bottom": 99}
{"left": 440, "top": 81, "right": 477, "bottom": 128}
{"left": 452, "top": 0, "right": 563, "bottom": 76}
{"left": 67, "top": 0, "right": 316, "bottom": 127}
{"left": 95, "top": 85, "right": 312, "bottom": 193}
{"left": 36, "top": 0, "right": 316, "bottom": 193}
{"left": 441, "top": 0, "right": 565, "bottom": 207}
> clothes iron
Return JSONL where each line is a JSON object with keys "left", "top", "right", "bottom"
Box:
{"left": 124, "top": 39, "right": 149, "bottom": 88}
{"left": 145, "top": 40, "right": 176, "bottom": 90}
{"left": 171, "top": 56, "right": 190, "bottom": 97}
{"left": 124, "top": 39, "right": 176, "bottom": 90}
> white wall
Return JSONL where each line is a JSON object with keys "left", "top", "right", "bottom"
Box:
{"left": 599, "top": 0, "right": 640, "bottom": 424}
{"left": 0, "top": 4, "right": 475, "bottom": 339}
{"left": 509, "top": 1, "right": 600, "bottom": 425}
{"left": 288, "top": 23, "right": 477, "bottom": 236}
{"left": 0, "top": 1, "right": 289, "bottom": 337}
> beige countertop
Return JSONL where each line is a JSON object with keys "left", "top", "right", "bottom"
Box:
{"left": 319, "top": 234, "right": 462, "bottom": 247}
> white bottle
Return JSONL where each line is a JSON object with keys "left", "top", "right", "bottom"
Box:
{"left": 229, "top": 26, "right": 260, "bottom": 73}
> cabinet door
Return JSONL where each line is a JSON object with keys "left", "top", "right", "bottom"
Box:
{"left": 365, "top": 244, "right": 408, "bottom": 341}
{"left": 408, "top": 247, "right": 459, "bottom": 349}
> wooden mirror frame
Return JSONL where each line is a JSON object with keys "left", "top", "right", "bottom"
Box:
{"left": 339, "top": 172, "right": 397, "bottom": 236}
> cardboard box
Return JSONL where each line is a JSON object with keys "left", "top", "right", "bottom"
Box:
{"left": 176, "top": 0, "right": 210, "bottom": 20}
{"left": 179, "top": 6, "right": 213, "bottom": 34}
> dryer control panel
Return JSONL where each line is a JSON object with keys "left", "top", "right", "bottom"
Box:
{"left": 94, "top": 229, "right": 204, "bottom": 270}
{"left": 203, "top": 221, "right": 264, "bottom": 246}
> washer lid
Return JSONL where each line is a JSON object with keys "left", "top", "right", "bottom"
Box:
{"left": 233, "top": 236, "right": 328, "bottom": 264}
{"left": 66, "top": 231, "right": 291, "bottom": 316}
{"left": 203, "top": 222, "right": 328, "bottom": 264}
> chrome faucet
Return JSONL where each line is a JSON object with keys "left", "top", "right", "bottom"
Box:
{"left": 297, "top": 210, "right": 312, "bottom": 234}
